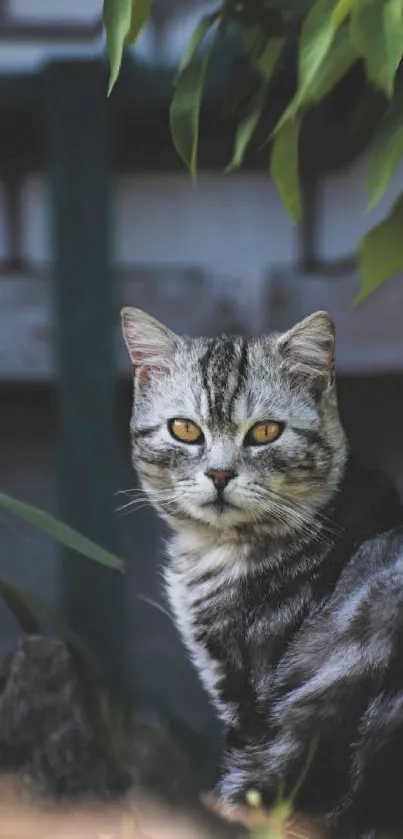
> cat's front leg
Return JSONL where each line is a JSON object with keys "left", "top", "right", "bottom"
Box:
{"left": 215, "top": 742, "right": 265, "bottom": 804}
{"left": 215, "top": 732, "right": 285, "bottom": 805}
{"left": 215, "top": 720, "right": 312, "bottom": 806}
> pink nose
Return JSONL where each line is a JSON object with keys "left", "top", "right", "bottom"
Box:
{"left": 205, "top": 470, "right": 236, "bottom": 490}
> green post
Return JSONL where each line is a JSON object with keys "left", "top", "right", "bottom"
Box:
{"left": 44, "top": 60, "right": 126, "bottom": 690}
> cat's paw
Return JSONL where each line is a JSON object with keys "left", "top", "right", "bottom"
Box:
{"left": 215, "top": 742, "right": 269, "bottom": 805}
{"left": 214, "top": 770, "right": 251, "bottom": 806}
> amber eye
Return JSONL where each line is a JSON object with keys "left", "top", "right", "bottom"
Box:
{"left": 168, "top": 418, "right": 204, "bottom": 444}
{"left": 245, "top": 421, "right": 283, "bottom": 446}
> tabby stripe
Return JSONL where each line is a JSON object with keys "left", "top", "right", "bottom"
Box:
{"left": 292, "top": 428, "right": 324, "bottom": 446}
{"left": 133, "top": 425, "right": 160, "bottom": 439}
{"left": 137, "top": 453, "right": 173, "bottom": 467}
{"left": 212, "top": 339, "right": 236, "bottom": 421}
{"left": 200, "top": 339, "right": 216, "bottom": 414}
{"left": 292, "top": 430, "right": 333, "bottom": 461}
{"left": 227, "top": 339, "right": 248, "bottom": 417}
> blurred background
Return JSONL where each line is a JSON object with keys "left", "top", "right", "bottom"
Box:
{"left": 1, "top": 0, "right": 403, "bottom": 779}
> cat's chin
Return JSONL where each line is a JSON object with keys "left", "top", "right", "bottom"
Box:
{"left": 169, "top": 499, "right": 259, "bottom": 533}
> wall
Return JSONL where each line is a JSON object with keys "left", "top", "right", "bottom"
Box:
{"left": 2, "top": 147, "right": 403, "bottom": 734}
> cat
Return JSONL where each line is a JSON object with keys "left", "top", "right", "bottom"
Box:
{"left": 122, "top": 306, "right": 403, "bottom": 839}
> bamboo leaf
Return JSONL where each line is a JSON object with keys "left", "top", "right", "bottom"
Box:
{"left": 243, "top": 25, "right": 264, "bottom": 61}
{"left": 270, "top": 117, "right": 302, "bottom": 223}
{"left": 306, "top": 26, "right": 358, "bottom": 102}
{"left": 271, "top": 94, "right": 299, "bottom": 136}
{"left": 226, "top": 84, "right": 268, "bottom": 172}
{"left": 103, "top": 0, "right": 132, "bottom": 96}
{"left": 273, "top": 15, "right": 356, "bottom": 138}
{"left": 0, "top": 493, "right": 124, "bottom": 572}
{"left": 299, "top": 0, "right": 336, "bottom": 99}
{"left": 255, "top": 37, "right": 284, "bottom": 80}
{"left": 366, "top": 94, "right": 403, "bottom": 210}
{"left": 355, "top": 193, "right": 403, "bottom": 303}
{"left": 126, "top": 0, "right": 155, "bottom": 45}
{"left": 350, "top": 0, "right": 402, "bottom": 97}
{"left": 383, "top": 0, "right": 403, "bottom": 96}
{"left": 176, "top": 14, "right": 217, "bottom": 77}
{"left": 227, "top": 38, "right": 284, "bottom": 172}
{"left": 103, "top": 0, "right": 155, "bottom": 95}
{"left": 170, "top": 16, "right": 217, "bottom": 181}
{"left": 332, "top": 0, "right": 355, "bottom": 26}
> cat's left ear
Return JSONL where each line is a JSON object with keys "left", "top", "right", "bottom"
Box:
{"left": 121, "top": 307, "right": 180, "bottom": 382}
{"left": 277, "top": 311, "right": 335, "bottom": 395}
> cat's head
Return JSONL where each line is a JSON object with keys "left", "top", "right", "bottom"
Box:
{"left": 121, "top": 308, "right": 347, "bottom": 539}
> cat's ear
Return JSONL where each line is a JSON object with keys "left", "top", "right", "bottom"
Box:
{"left": 121, "top": 307, "right": 179, "bottom": 382}
{"left": 277, "top": 311, "right": 335, "bottom": 394}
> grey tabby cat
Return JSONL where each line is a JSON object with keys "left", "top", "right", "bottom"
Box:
{"left": 122, "top": 307, "right": 403, "bottom": 838}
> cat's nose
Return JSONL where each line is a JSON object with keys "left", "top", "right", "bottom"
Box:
{"left": 206, "top": 469, "right": 237, "bottom": 490}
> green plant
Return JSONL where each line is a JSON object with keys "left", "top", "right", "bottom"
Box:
{"left": 0, "top": 492, "right": 123, "bottom": 672}
{"left": 102, "top": 0, "right": 403, "bottom": 302}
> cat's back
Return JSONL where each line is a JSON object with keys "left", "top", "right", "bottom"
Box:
{"left": 274, "top": 523, "right": 403, "bottom": 700}
{"left": 333, "top": 522, "right": 403, "bottom": 643}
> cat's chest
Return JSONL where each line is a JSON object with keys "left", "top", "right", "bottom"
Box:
{"left": 164, "top": 538, "right": 304, "bottom": 725}
{"left": 164, "top": 540, "right": 252, "bottom": 724}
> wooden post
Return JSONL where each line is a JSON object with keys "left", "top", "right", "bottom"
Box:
{"left": 44, "top": 60, "right": 126, "bottom": 690}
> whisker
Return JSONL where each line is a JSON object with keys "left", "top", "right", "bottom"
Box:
{"left": 137, "top": 594, "right": 173, "bottom": 621}
{"left": 245, "top": 485, "right": 336, "bottom": 544}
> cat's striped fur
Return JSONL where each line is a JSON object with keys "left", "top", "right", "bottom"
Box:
{"left": 122, "top": 308, "right": 403, "bottom": 838}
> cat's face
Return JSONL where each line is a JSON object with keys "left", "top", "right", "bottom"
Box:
{"left": 122, "top": 309, "right": 347, "bottom": 538}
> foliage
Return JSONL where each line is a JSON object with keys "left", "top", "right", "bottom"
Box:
{"left": 0, "top": 493, "right": 123, "bottom": 571}
{"left": 0, "top": 492, "right": 124, "bottom": 672}
{"left": 103, "top": 0, "right": 154, "bottom": 95}
{"left": 103, "top": 0, "right": 403, "bottom": 301}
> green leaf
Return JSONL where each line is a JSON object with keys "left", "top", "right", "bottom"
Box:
{"left": 271, "top": 94, "right": 299, "bottom": 137}
{"left": 350, "top": 0, "right": 402, "bottom": 97}
{"left": 0, "top": 493, "right": 124, "bottom": 571}
{"left": 270, "top": 117, "right": 302, "bottom": 223}
{"left": 103, "top": 0, "right": 132, "bottom": 96}
{"left": 103, "top": 0, "right": 155, "bottom": 95}
{"left": 0, "top": 579, "right": 41, "bottom": 634}
{"left": 383, "top": 0, "right": 403, "bottom": 95}
{"left": 255, "top": 37, "right": 284, "bottom": 80}
{"left": 227, "top": 37, "right": 284, "bottom": 172}
{"left": 243, "top": 25, "right": 264, "bottom": 61}
{"left": 126, "top": 0, "right": 154, "bottom": 45}
{"left": 306, "top": 25, "right": 358, "bottom": 101}
{"left": 299, "top": 0, "right": 336, "bottom": 100}
{"left": 366, "top": 95, "right": 403, "bottom": 210}
{"left": 176, "top": 14, "right": 217, "bottom": 77}
{"left": 170, "top": 16, "right": 217, "bottom": 181}
{"left": 355, "top": 193, "right": 403, "bottom": 303}
{"left": 273, "top": 15, "right": 356, "bottom": 140}
{"left": 332, "top": 0, "right": 355, "bottom": 27}
{"left": 226, "top": 84, "right": 268, "bottom": 172}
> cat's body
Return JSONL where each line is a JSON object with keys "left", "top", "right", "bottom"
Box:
{"left": 166, "top": 463, "right": 403, "bottom": 835}
{"left": 121, "top": 308, "right": 403, "bottom": 837}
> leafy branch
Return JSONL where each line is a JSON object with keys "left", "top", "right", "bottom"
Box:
{"left": 103, "top": 0, "right": 403, "bottom": 301}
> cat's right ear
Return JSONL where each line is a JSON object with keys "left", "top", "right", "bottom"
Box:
{"left": 277, "top": 310, "right": 335, "bottom": 395}
{"left": 121, "top": 308, "right": 179, "bottom": 382}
